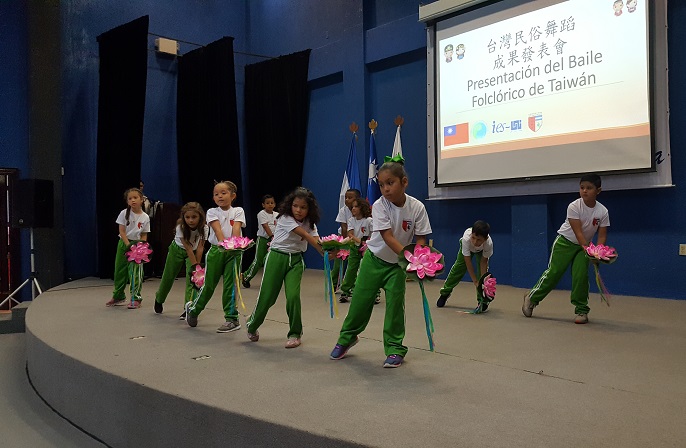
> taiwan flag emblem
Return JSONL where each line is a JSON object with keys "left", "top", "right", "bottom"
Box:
{"left": 402, "top": 220, "right": 413, "bottom": 232}
{"left": 528, "top": 113, "right": 542, "bottom": 132}
{"left": 443, "top": 123, "right": 469, "bottom": 146}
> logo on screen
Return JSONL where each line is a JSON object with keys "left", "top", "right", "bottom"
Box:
{"left": 472, "top": 121, "right": 487, "bottom": 139}
{"left": 528, "top": 113, "right": 543, "bottom": 132}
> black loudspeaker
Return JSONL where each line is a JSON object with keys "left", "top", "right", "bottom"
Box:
{"left": 12, "top": 179, "right": 54, "bottom": 228}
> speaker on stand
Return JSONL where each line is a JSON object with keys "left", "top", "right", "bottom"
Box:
{"left": 1, "top": 179, "right": 54, "bottom": 308}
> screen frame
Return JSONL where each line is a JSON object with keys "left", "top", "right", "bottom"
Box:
{"left": 424, "top": 0, "right": 671, "bottom": 199}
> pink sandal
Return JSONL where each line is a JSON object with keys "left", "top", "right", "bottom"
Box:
{"left": 127, "top": 300, "right": 142, "bottom": 309}
{"left": 285, "top": 338, "right": 301, "bottom": 349}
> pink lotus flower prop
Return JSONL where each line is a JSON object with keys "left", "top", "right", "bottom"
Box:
{"left": 191, "top": 265, "right": 205, "bottom": 289}
{"left": 219, "top": 236, "right": 254, "bottom": 251}
{"left": 336, "top": 249, "right": 350, "bottom": 260}
{"left": 403, "top": 245, "right": 444, "bottom": 279}
{"left": 482, "top": 276, "right": 497, "bottom": 298}
{"left": 359, "top": 242, "right": 367, "bottom": 254}
{"left": 320, "top": 234, "right": 347, "bottom": 243}
{"left": 584, "top": 244, "right": 617, "bottom": 306}
{"left": 320, "top": 234, "right": 351, "bottom": 250}
{"left": 126, "top": 242, "right": 152, "bottom": 264}
{"left": 585, "top": 243, "right": 617, "bottom": 262}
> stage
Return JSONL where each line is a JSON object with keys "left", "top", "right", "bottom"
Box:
{"left": 24, "top": 271, "right": 686, "bottom": 447}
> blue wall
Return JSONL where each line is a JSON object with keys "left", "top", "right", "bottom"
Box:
{"left": 3, "top": 1, "right": 685, "bottom": 299}
{"left": 60, "top": 1, "right": 247, "bottom": 278}
{"left": 0, "top": 1, "right": 29, "bottom": 172}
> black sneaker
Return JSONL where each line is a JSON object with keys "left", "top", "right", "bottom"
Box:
{"left": 154, "top": 301, "right": 163, "bottom": 314}
{"left": 179, "top": 311, "right": 186, "bottom": 320}
{"left": 240, "top": 274, "right": 250, "bottom": 289}
{"left": 185, "top": 302, "right": 197, "bottom": 327}
{"left": 436, "top": 294, "right": 450, "bottom": 307}
{"left": 339, "top": 294, "right": 350, "bottom": 303}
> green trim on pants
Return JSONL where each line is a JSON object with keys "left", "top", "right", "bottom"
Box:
{"left": 242, "top": 236, "right": 269, "bottom": 282}
{"left": 246, "top": 250, "right": 305, "bottom": 339}
{"left": 339, "top": 247, "right": 362, "bottom": 295}
{"left": 337, "top": 250, "right": 408, "bottom": 357}
{"left": 529, "top": 235, "right": 590, "bottom": 314}
{"left": 155, "top": 242, "right": 194, "bottom": 305}
{"left": 439, "top": 240, "right": 482, "bottom": 302}
{"left": 188, "top": 245, "right": 240, "bottom": 321}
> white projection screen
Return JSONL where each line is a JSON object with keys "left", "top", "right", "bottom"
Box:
{"left": 422, "top": 0, "right": 671, "bottom": 199}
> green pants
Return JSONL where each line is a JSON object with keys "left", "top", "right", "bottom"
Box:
{"left": 242, "top": 236, "right": 269, "bottom": 282}
{"left": 339, "top": 247, "right": 362, "bottom": 295}
{"left": 112, "top": 239, "right": 144, "bottom": 302}
{"left": 187, "top": 245, "right": 240, "bottom": 321}
{"left": 246, "top": 250, "right": 305, "bottom": 339}
{"left": 529, "top": 235, "right": 590, "bottom": 314}
{"left": 155, "top": 242, "right": 194, "bottom": 305}
{"left": 439, "top": 240, "right": 482, "bottom": 302}
{"left": 337, "top": 251, "right": 408, "bottom": 357}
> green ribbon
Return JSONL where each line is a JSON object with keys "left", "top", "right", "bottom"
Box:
{"left": 384, "top": 154, "right": 405, "bottom": 164}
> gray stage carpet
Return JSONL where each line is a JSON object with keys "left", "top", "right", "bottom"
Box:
{"left": 24, "top": 271, "right": 686, "bottom": 447}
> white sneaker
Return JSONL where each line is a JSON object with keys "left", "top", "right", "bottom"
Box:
{"left": 522, "top": 293, "right": 536, "bottom": 317}
{"left": 574, "top": 313, "right": 588, "bottom": 324}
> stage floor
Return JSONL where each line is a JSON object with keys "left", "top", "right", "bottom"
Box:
{"left": 24, "top": 271, "right": 686, "bottom": 447}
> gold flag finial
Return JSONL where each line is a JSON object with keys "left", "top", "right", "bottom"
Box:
{"left": 394, "top": 115, "right": 404, "bottom": 127}
{"left": 349, "top": 122, "right": 359, "bottom": 133}
{"left": 369, "top": 119, "right": 378, "bottom": 133}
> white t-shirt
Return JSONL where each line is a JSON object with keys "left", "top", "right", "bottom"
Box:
{"left": 116, "top": 209, "right": 150, "bottom": 241}
{"left": 256, "top": 209, "right": 277, "bottom": 238}
{"left": 206, "top": 206, "right": 246, "bottom": 245}
{"left": 557, "top": 198, "right": 610, "bottom": 244}
{"left": 366, "top": 195, "right": 432, "bottom": 264}
{"left": 335, "top": 206, "right": 353, "bottom": 234}
{"left": 347, "top": 216, "right": 373, "bottom": 245}
{"left": 461, "top": 227, "right": 494, "bottom": 258}
{"left": 270, "top": 215, "right": 319, "bottom": 254}
{"left": 174, "top": 224, "right": 209, "bottom": 251}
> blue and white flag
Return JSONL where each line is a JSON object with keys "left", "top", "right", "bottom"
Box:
{"left": 366, "top": 129, "right": 380, "bottom": 205}
{"left": 339, "top": 133, "right": 362, "bottom": 210}
{"left": 392, "top": 125, "right": 403, "bottom": 157}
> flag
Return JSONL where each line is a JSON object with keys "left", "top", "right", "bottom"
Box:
{"left": 392, "top": 125, "right": 403, "bottom": 157}
{"left": 366, "top": 129, "right": 380, "bottom": 205}
{"left": 340, "top": 133, "right": 362, "bottom": 210}
{"left": 443, "top": 123, "right": 469, "bottom": 146}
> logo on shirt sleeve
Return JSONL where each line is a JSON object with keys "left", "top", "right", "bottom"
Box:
{"left": 402, "top": 220, "right": 413, "bottom": 232}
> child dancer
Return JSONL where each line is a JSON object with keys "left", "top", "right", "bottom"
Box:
{"left": 330, "top": 156, "right": 432, "bottom": 368}
{"left": 185, "top": 181, "right": 246, "bottom": 332}
{"left": 523, "top": 174, "right": 610, "bottom": 324}
{"left": 331, "top": 189, "right": 361, "bottom": 290}
{"left": 241, "top": 194, "right": 277, "bottom": 288}
{"left": 106, "top": 187, "right": 150, "bottom": 309}
{"left": 436, "top": 220, "right": 493, "bottom": 309}
{"left": 153, "top": 202, "right": 208, "bottom": 317}
{"left": 245, "top": 187, "right": 325, "bottom": 348}
{"left": 339, "top": 198, "right": 376, "bottom": 304}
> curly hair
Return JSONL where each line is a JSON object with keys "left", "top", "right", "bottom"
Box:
{"left": 276, "top": 187, "right": 321, "bottom": 225}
